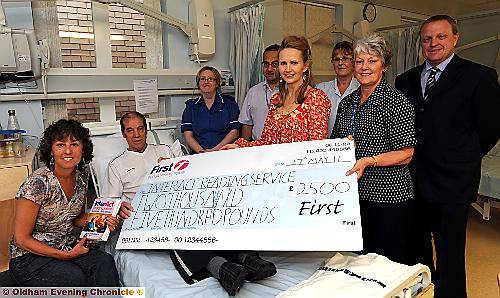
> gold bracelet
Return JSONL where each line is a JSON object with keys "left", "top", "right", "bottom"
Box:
{"left": 371, "top": 156, "right": 378, "bottom": 167}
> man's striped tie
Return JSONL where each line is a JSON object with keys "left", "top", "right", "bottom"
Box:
{"left": 424, "top": 67, "right": 438, "bottom": 99}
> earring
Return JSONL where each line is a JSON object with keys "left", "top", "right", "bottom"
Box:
{"left": 78, "top": 156, "right": 87, "bottom": 170}
{"left": 49, "top": 155, "right": 55, "bottom": 166}
{"left": 302, "top": 73, "right": 307, "bottom": 81}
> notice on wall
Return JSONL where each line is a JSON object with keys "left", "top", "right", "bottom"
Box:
{"left": 134, "top": 79, "right": 158, "bottom": 114}
{"left": 116, "top": 139, "right": 363, "bottom": 251}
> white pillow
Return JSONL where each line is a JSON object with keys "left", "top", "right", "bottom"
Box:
{"left": 170, "top": 139, "right": 183, "bottom": 157}
{"left": 90, "top": 134, "right": 128, "bottom": 196}
{"left": 152, "top": 129, "right": 177, "bottom": 147}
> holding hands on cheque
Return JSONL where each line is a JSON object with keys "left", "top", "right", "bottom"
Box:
{"left": 119, "top": 201, "right": 134, "bottom": 220}
{"left": 343, "top": 135, "right": 413, "bottom": 179}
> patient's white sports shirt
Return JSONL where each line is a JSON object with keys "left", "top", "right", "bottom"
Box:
{"left": 106, "top": 144, "right": 172, "bottom": 202}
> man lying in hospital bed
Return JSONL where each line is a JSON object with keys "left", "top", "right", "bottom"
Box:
{"left": 92, "top": 124, "right": 431, "bottom": 297}
{"left": 96, "top": 112, "right": 276, "bottom": 295}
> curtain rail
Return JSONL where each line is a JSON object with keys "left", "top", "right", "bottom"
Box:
{"left": 375, "top": 9, "right": 500, "bottom": 33}
{"left": 228, "top": 0, "right": 265, "bottom": 13}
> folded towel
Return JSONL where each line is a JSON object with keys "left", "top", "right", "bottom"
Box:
{"left": 278, "top": 253, "right": 430, "bottom": 298}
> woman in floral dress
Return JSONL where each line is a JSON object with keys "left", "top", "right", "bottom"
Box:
{"left": 223, "top": 35, "right": 331, "bottom": 149}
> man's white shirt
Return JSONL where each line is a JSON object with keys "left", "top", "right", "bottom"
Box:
{"left": 106, "top": 144, "right": 173, "bottom": 202}
{"left": 238, "top": 81, "right": 279, "bottom": 140}
{"left": 316, "top": 76, "right": 359, "bottom": 136}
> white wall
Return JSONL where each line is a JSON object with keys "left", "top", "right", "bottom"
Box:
{"left": 0, "top": 102, "right": 44, "bottom": 148}
{"left": 457, "top": 13, "right": 500, "bottom": 70}
{"left": 328, "top": 0, "right": 427, "bottom": 32}
{"left": 262, "top": 0, "right": 283, "bottom": 47}
{"left": 3, "top": 1, "right": 34, "bottom": 28}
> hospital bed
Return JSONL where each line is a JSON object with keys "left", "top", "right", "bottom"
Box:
{"left": 113, "top": 250, "right": 432, "bottom": 298}
{"left": 87, "top": 125, "right": 432, "bottom": 298}
{"left": 473, "top": 140, "right": 500, "bottom": 220}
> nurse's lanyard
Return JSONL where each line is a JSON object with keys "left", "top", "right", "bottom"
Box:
{"left": 265, "top": 86, "right": 270, "bottom": 109}
{"left": 348, "top": 101, "right": 367, "bottom": 137}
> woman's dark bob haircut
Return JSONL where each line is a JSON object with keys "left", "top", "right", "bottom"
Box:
{"left": 39, "top": 119, "right": 93, "bottom": 171}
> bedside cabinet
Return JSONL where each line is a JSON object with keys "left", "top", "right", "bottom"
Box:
{"left": 0, "top": 147, "right": 36, "bottom": 272}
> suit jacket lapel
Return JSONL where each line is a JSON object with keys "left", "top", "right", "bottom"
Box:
{"left": 425, "top": 55, "right": 464, "bottom": 103}
{"left": 410, "top": 64, "right": 425, "bottom": 104}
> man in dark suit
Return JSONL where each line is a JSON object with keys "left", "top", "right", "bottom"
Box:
{"left": 395, "top": 15, "right": 500, "bottom": 298}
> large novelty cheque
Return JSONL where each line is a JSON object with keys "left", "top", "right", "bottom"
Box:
{"left": 117, "top": 139, "right": 362, "bottom": 251}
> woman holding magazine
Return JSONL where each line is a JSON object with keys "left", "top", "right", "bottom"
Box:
{"left": 9, "top": 119, "right": 120, "bottom": 286}
{"left": 222, "top": 35, "right": 331, "bottom": 149}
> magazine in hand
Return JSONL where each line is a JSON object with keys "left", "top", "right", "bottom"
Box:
{"left": 80, "top": 198, "right": 122, "bottom": 241}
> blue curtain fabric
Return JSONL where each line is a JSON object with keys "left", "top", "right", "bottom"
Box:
{"left": 229, "top": 4, "right": 265, "bottom": 106}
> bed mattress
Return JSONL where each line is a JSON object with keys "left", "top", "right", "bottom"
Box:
{"left": 479, "top": 154, "right": 500, "bottom": 199}
{"left": 114, "top": 250, "right": 334, "bottom": 297}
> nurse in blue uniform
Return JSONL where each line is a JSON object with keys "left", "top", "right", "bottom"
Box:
{"left": 181, "top": 66, "right": 240, "bottom": 153}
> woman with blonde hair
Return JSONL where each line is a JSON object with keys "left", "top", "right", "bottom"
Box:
{"left": 223, "top": 35, "right": 331, "bottom": 149}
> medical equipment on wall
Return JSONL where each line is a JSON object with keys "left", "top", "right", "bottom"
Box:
{"left": 0, "top": 0, "right": 49, "bottom": 84}
{"left": 95, "top": 0, "right": 215, "bottom": 62}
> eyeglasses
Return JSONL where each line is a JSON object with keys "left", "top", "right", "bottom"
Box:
{"left": 199, "top": 77, "right": 215, "bottom": 82}
{"left": 331, "top": 56, "right": 353, "bottom": 64}
{"left": 354, "top": 58, "right": 380, "bottom": 65}
{"left": 262, "top": 61, "right": 279, "bottom": 68}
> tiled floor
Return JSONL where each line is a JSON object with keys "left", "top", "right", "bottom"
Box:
{"left": 466, "top": 205, "right": 500, "bottom": 298}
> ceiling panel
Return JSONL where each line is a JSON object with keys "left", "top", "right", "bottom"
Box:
{"left": 357, "top": 0, "right": 500, "bottom": 17}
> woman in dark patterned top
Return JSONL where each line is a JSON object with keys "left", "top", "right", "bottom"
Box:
{"left": 331, "top": 33, "right": 416, "bottom": 264}
{"left": 9, "top": 119, "right": 120, "bottom": 286}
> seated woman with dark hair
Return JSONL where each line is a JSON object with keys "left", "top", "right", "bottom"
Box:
{"left": 9, "top": 119, "right": 120, "bottom": 286}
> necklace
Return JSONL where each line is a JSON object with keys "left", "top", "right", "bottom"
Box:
{"left": 278, "top": 94, "right": 299, "bottom": 115}
{"left": 278, "top": 103, "right": 299, "bottom": 115}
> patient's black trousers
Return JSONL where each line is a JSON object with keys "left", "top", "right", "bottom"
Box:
{"left": 170, "top": 250, "right": 240, "bottom": 284}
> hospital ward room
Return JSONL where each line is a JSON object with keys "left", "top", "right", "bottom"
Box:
{"left": 0, "top": 0, "right": 499, "bottom": 297}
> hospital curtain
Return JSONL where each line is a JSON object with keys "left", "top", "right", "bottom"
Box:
{"left": 229, "top": 4, "right": 265, "bottom": 106}
{"left": 382, "top": 26, "right": 421, "bottom": 86}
